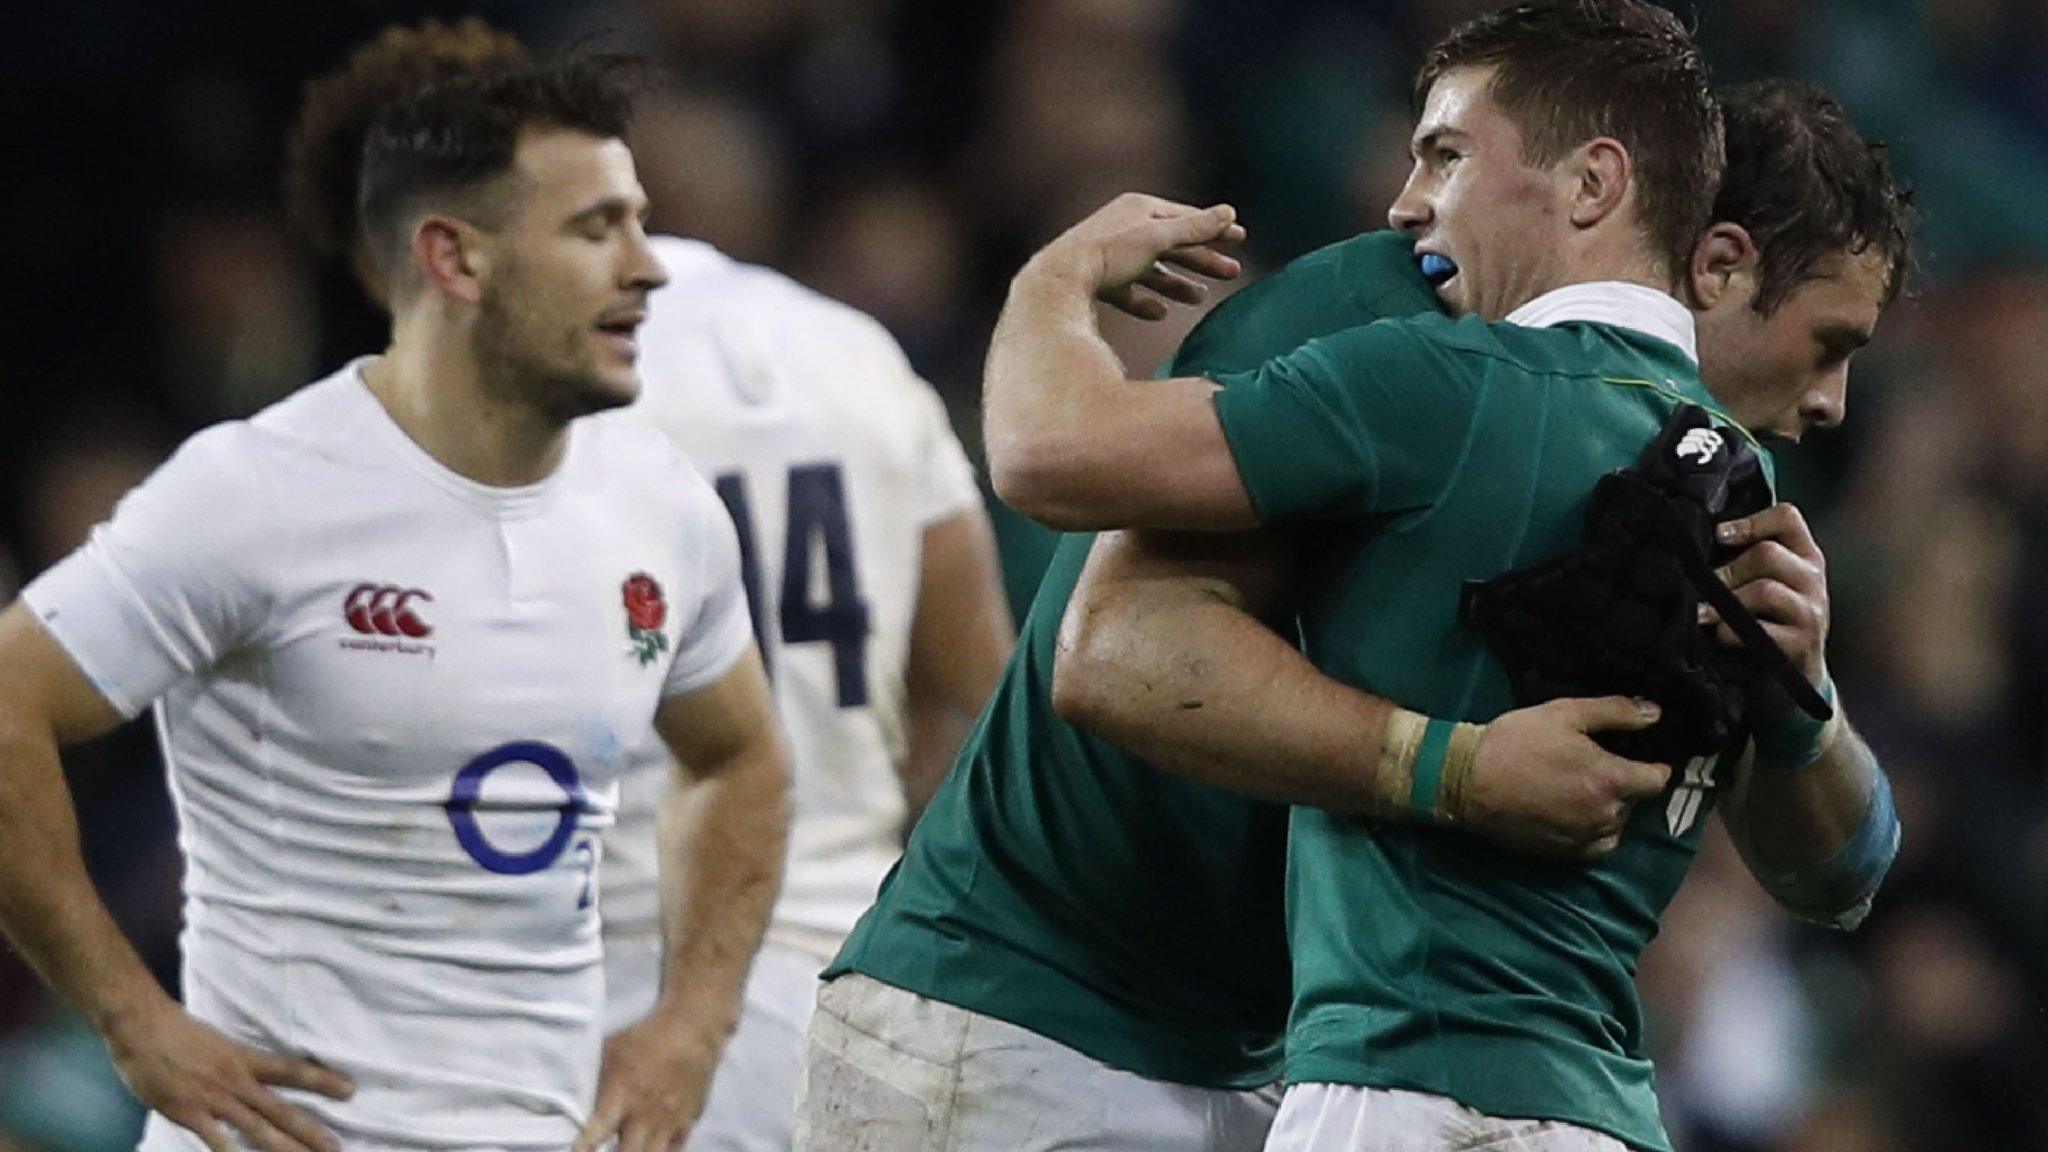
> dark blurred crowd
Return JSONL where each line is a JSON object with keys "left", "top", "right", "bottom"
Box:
{"left": 2, "top": 2, "right": 2046, "bottom": 1149}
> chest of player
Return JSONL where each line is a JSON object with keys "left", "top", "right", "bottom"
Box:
{"left": 237, "top": 501, "right": 693, "bottom": 793}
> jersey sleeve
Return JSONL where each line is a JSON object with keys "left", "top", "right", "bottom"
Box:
{"left": 1208, "top": 319, "right": 1480, "bottom": 523}
{"left": 662, "top": 486, "right": 755, "bottom": 699}
{"left": 20, "top": 425, "right": 268, "bottom": 717}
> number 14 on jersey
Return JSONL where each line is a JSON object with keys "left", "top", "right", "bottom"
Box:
{"left": 715, "top": 462, "right": 871, "bottom": 708}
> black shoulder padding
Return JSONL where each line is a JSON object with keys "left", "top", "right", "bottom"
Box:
{"left": 1459, "top": 405, "right": 1830, "bottom": 767}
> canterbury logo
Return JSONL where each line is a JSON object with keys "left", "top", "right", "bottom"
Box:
{"left": 344, "top": 584, "right": 434, "bottom": 638}
{"left": 1676, "top": 428, "right": 1724, "bottom": 465}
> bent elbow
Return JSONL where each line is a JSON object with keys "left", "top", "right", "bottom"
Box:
{"left": 987, "top": 441, "right": 1053, "bottom": 521}
{"left": 986, "top": 427, "right": 1124, "bottom": 532}
{"left": 1049, "top": 636, "right": 1110, "bottom": 732}
{"left": 1049, "top": 597, "right": 1125, "bottom": 733}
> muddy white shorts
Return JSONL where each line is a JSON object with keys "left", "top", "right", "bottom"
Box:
{"left": 794, "top": 972, "right": 1277, "bottom": 1152}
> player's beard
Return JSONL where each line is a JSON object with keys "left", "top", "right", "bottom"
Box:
{"left": 472, "top": 272, "right": 634, "bottom": 426}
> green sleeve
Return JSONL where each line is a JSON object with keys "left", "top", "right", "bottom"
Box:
{"left": 1209, "top": 320, "right": 1479, "bottom": 523}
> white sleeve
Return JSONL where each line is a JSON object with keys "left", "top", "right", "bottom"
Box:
{"left": 906, "top": 375, "right": 982, "bottom": 528}
{"left": 20, "top": 426, "right": 267, "bottom": 718}
{"left": 662, "top": 487, "right": 754, "bottom": 699}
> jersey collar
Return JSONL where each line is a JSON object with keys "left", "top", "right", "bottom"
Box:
{"left": 1503, "top": 282, "right": 1698, "bottom": 366}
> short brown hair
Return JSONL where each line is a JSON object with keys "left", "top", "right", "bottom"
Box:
{"left": 355, "top": 54, "right": 639, "bottom": 303}
{"left": 285, "top": 19, "right": 530, "bottom": 305}
{"left": 1415, "top": 0, "right": 1725, "bottom": 276}
{"left": 1715, "top": 80, "right": 1915, "bottom": 314}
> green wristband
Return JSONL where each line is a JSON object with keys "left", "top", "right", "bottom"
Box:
{"left": 1409, "top": 719, "right": 1456, "bottom": 817}
{"left": 1753, "top": 675, "right": 1840, "bottom": 772}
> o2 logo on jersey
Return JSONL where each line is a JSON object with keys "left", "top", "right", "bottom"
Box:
{"left": 445, "top": 740, "right": 594, "bottom": 877}
{"left": 715, "top": 463, "right": 872, "bottom": 707}
{"left": 343, "top": 584, "right": 434, "bottom": 638}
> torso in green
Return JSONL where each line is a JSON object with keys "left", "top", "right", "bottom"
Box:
{"left": 827, "top": 231, "right": 1442, "bottom": 1088}
{"left": 1210, "top": 296, "right": 1775, "bottom": 1150}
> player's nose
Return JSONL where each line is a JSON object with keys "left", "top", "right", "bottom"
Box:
{"left": 1802, "top": 365, "right": 1848, "bottom": 431}
{"left": 1388, "top": 172, "right": 1432, "bottom": 234}
{"left": 622, "top": 224, "right": 668, "bottom": 292}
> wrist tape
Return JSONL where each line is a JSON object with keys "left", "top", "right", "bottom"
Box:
{"left": 1754, "top": 675, "right": 1843, "bottom": 772}
{"left": 1379, "top": 710, "right": 1483, "bottom": 825}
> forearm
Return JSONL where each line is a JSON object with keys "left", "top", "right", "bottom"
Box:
{"left": 1727, "top": 696, "right": 1900, "bottom": 926}
{"left": 984, "top": 262, "right": 1142, "bottom": 527}
{"left": 982, "top": 264, "right": 1248, "bottom": 532}
{"left": 1054, "top": 581, "right": 1418, "bottom": 815}
{"left": 901, "top": 699, "right": 975, "bottom": 823}
{"left": 652, "top": 749, "right": 790, "bottom": 1048}
{"left": 900, "top": 511, "right": 1013, "bottom": 822}
{"left": 0, "top": 726, "right": 166, "bottom": 1033}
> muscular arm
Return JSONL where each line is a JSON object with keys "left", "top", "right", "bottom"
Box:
{"left": 580, "top": 648, "right": 791, "bottom": 1152}
{"left": 1720, "top": 703, "right": 1898, "bottom": 928}
{"left": 1053, "top": 531, "right": 1672, "bottom": 857}
{"left": 901, "top": 508, "right": 1013, "bottom": 821}
{"left": 0, "top": 603, "right": 352, "bottom": 1152}
{"left": 984, "top": 195, "right": 1259, "bottom": 532}
{"left": 1706, "top": 504, "right": 1900, "bottom": 927}
{"left": 0, "top": 603, "right": 158, "bottom": 1036}
{"left": 648, "top": 649, "right": 792, "bottom": 1051}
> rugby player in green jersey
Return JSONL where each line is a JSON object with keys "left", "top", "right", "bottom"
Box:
{"left": 969, "top": 12, "right": 1908, "bottom": 1152}
{"left": 797, "top": 14, "right": 1907, "bottom": 1152}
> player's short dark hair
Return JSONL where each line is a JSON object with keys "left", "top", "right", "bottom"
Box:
{"left": 1714, "top": 79, "right": 1915, "bottom": 315}
{"left": 356, "top": 54, "right": 639, "bottom": 294}
{"left": 1414, "top": 0, "right": 1724, "bottom": 277}
{"left": 285, "top": 19, "right": 532, "bottom": 304}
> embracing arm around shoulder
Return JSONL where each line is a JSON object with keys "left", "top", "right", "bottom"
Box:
{"left": 983, "top": 194, "right": 1259, "bottom": 532}
{"left": 1053, "top": 530, "right": 1674, "bottom": 858}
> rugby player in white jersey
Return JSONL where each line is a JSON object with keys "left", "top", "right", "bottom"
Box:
{"left": 606, "top": 233, "right": 1012, "bottom": 1150}
{"left": 278, "top": 23, "right": 1013, "bottom": 1150}
{"left": 0, "top": 46, "right": 792, "bottom": 1152}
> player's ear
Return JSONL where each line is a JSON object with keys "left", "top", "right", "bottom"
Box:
{"left": 1688, "top": 223, "right": 1758, "bottom": 312}
{"left": 412, "top": 215, "right": 489, "bottom": 305}
{"left": 1566, "top": 137, "right": 1632, "bottom": 230}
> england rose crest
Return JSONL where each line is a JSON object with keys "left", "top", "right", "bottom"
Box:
{"left": 623, "top": 572, "right": 669, "bottom": 666}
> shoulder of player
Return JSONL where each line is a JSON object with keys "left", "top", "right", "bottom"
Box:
{"left": 1349, "top": 313, "right": 1650, "bottom": 383}
{"left": 157, "top": 370, "right": 372, "bottom": 490}
{"left": 1179, "top": 231, "right": 1436, "bottom": 367}
{"left": 575, "top": 413, "right": 721, "bottom": 507}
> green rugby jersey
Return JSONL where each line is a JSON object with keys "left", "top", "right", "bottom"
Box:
{"left": 827, "top": 231, "right": 1441, "bottom": 1088}
{"left": 1210, "top": 287, "right": 1772, "bottom": 1151}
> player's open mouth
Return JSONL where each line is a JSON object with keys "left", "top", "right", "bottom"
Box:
{"left": 596, "top": 313, "right": 645, "bottom": 355}
{"left": 1418, "top": 252, "right": 1459, "bottom": 288}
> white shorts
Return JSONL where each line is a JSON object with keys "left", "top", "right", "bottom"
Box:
{"left": 1265, "top": 1083, "right": 1632, "bottom": 1152}
{"left": 794, "top": 972, "right": 1278, "bottom": 1152}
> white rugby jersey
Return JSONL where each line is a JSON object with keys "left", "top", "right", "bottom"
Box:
{"left": 600, "top": 238, "right": 980, "bottom": 1027}
{"left": 23, "top": 365, "right": 751, "bottom": 1150}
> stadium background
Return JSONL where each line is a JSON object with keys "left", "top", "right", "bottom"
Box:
{"left": 2, "top": 0, "right": 2046, "bottom": 1148}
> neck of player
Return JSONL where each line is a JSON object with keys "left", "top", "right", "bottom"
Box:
{"left": 1551, "top": 226, "right": 1682, "bottom": 307}
{"left": 363, "top": 329, "right": 572, "bottom": 489}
